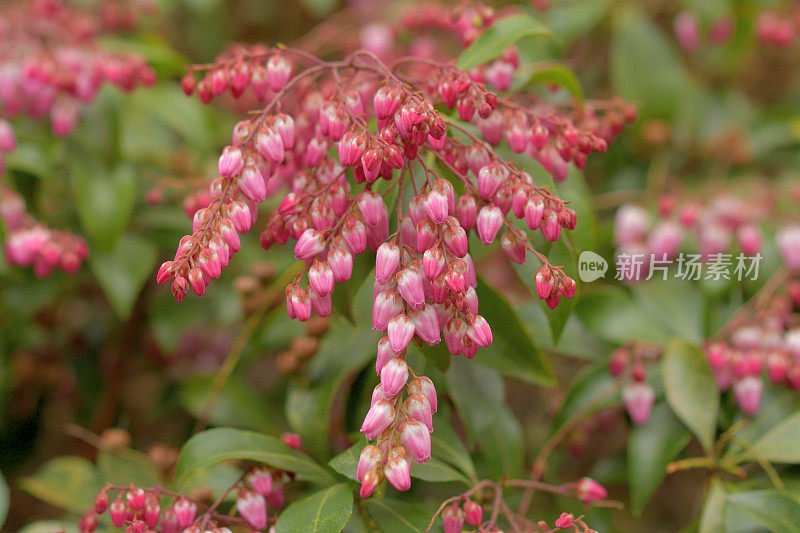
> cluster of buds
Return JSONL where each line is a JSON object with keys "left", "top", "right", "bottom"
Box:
{"left": 159, "top": 5, "right": 632, "bottom": 494}
{"left": 614, "top": 193, "right": 767, "bottom": 281}
{"left": 0, "top": 0, "right": 155, "bottom": 142}
{"left": 673, "top": 11, "right": 735, "bottom": 51}
{"left": 546, "top": 513, "right": 597, "bottom": 533}
{"left": 703, "top": 281, "right": 800, "bottom": 415}
{"left": 609, "top": 344, "right": 658, "bottom": 425}
{"left": 1, "top": 185, "right": 88, "bottom": 276}
{"left": 442, "top": 498, "right": 483, "bottom": 533}
{"left": 89, "top": 466, "right": 291, "bottom": 533}
{"left": 756, "top": 10, "right": 799, "bottom": 48}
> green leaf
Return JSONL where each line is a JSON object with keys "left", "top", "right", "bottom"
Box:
{"left": 19, "top": 457, "right": 101, "bottom": 513}
{"left": 0, "top": 471, "right": 8, "bottom": 528}
{"left": 630, "top": 279, "right": 704, "bottom": 342}
{"left": 474, "top": 276, "right": 554, "bottom": 386}
{"left": 366, "top": 499, "right": 432, "bottom": 533}
{"left": 726, "top": 490, "right": 800, "bottom": 533}
{"left": 627, "top": 404, "right": 691, "bottom": 514}
{"left": 699, "top": 477, "right": 726, "bottom": 533}
{"left": 96, "top": 449, "right": 161, "bottom": 488}
{"left": 748, "top": 411, "right": 800, "bottom": 464}
{"left": 408, "top": 341, "right": 450, "bottom": 374}
{"left": 70, "top": 162, "right": 137, "bottom": 251}
{"left": 328, "top": 443, "right": 362, "bottom": 481}
{"left": 576, "top": 286, "right": 672, "bottom": 346}
{"left": 89, "top": 234, "right": 157, "bottom": 320}
{"left": 412, "top": 459, "right": 470, "bottom": 485}
{"left": 661, "top": 340, "right": 719, "bottom": 453}
{"left": 180, "top": 375, "right": 278, "bottom": 434}
{"left": 430, "top": 406, "right": 478, "bottom": 484}
{"left": 551, "top": 365, "right": 617, "bottom": 434}
{"left": 447, "top": 358, "right": 523, "bottom": 478}
{"left": 275, "top": 483, "right": 353, "bottom": 533}
{"left": 175, "top": 427, "right": 335, "bottom": 486}
{"left": 610, "top": 6, "right": 699, "bottom": 119}
{"left": 521, "top": 61, "right": 584, "bottom": 103}
{"left": 457, "top": 13, "right": 554, "bottom": 70}
{"left": 724, "top": 386, "right": 800, "bottom": 460}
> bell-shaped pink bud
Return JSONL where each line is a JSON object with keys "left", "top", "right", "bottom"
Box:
{"left": 734, "top": 376, "right": 763, "bottom": 416}
{"left": 157, "top": 260, "right": 175, "bottom": 284}
{"left": 328, "top": 246, "right": 353, "bottom": 282}
{"left": 273, "top": 113, "right": 295, "bottom": 150}
{"left": 456, "top": 194, "right": 477, "bottom": 230}
{"left": 467, "top": 315, "right": 492, "bottom": 347}
{"left": 197, "top": 248, "right": 222, "bottom": 279}
{"left": 308, "top": 260, "right": 334, "bottom": 296}
{"left": 477, "top": 163, "right": 508, "bottom": 201}
{"left": 256, "top": 128, "right": 285, "bottom": 164}
{"left": 388, "top": 313, "right": 415, "bottom": 353}
{"left": 410, "top": 305, "right": 441, "bottom": 345}
{"left": 358, "top": 191, "right": 386, "bottom": 227}
{"left": 559, "top": 276, "right": 577, "bottom": 299}
{"left": 614, "top": 204, "right": 651, "bottom": 246}
{"left": 398, "top": 267, "right": 426, "bottom": 309}
{"left": 384, "top": 447, "right": 412, "bottom": 491}
{"left": 228, "top": 200, "right": 253, "bottom": 233}
{"left": 424, "top": 189, "right": 449, "bottom": 224}
{"left": 295, "top": 229, "right": 326, "bottom": 260}
{"left": 647, "top": 222, "right": 682, "bottom": 261}
{"left": 423, "top": 246, "right": 446, "bottom": 280}
{"left": 623, "top": 382, "right": 655, "bottom": 425}
{"left": 463, "top": 500, "right": 482, "bottom": 527}
{"left": 477, "top": 205, "right": 503, "bottom": 245}
{"left": 246, "top": 468, "right": 273, "bottom": 497}
{"left": 376, "top": 337, "right": 395, "bottom": 375}
{"left": 443, "top": 318, "right": 467, "bottom": 356}
{"left": 0, "top": 119, "right": 17, "bottom": 153}
{"left": 172, "top": 497, "right": 197, "bottom": 528}
{"left": 218, "top": 219, "right": 241, "bottom": 252}
{"left": 442, "top": 504, "right": 464, "bottom": 533}
{"left": 767, "top": 351, "right": 788, "bottom": 384}
{"left": 236, "top": 489, "right": 267, "bottom": 531}
{"left": 291, "top": 286, "right": 312, "bottom": 321}
{"left": 238, "top": 165, "right": 266, "bottom": 203}
{"left": 360, "top": 469, "right": 380, "bottom": 499}
{"left": 266, "top": 54, "right": 292, "bottom": 91}
{"left": 523, "top": 196, "right": 544, "bottom": 230}
{"left": 381, "top": 357, "right": 409, "bottom": 397}
{"left": 404, "top": 393, "right": 433, "bottom": 432}
{"left": 443, "top": 220, "right": 468, "bottom": 257}
{"left": 360, "top": 399, "right": 395, "bottom": 439}
{"left": 357, "top": 445, "right": 383, "bottom": 482}
{"left": 400, "top": 420, "right": 431, "bottom": 462}
{"left": 218, "top": 146, "right": 244, "bottom": 178}
{"left": 375, "top": 242, "right": 401, "bottom": 284}
{"left": 416, "top": 220, "right": 437, "bottom": 253}
{"left": 574, "top": 477, "right": 608, "bottom": 503}
{"left": 737, "top": 224, "right": 762, "bottom": 256}
{"left": 372, "top": 290, "right": 403, "bottom": 331}
{"left": 310, "top": 289, "right": 332, "bottom": 317}
{"left": 408, "top": 376, "right": 437, "bottom": 413}
{"left": 143, "top": 496, "right": 160, "bottom": 528}
{"left": 188, "top": 268, "right": 206, "bottom": 296}
{"left": 109, "top": 499, "right": 128, "bottom": 528}
{"left": 126, "top": 488, "right": 146, "bottom": 510}
{"left": 541, "top": 210, "right": 562, "bottom": 242}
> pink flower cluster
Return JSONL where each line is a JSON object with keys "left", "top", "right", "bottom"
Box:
{"left": 89, "top": 466, "right": 290, "bottom": 533}
{"left": 614, "top": 193, "right": 766, "bottom": 281}
{"left": 609, "top": 347, "right": 656, "bottom": 425}
{"left": 756, "top": 10, "right": 799, "bottom": 48}
{"left": 0, "top": 185, "right": 88, "bottom": 277}
{"left": 158, "top": 9, "right": 632, "bottom": 494}
{"left": 442, "top": 498, "right": 483, "bottom": 533}
{"left": 673, "top": 11, "right": 734, "bottom": 51}
{"left": 0, "top": 0, "right": 155, "bottom": 143}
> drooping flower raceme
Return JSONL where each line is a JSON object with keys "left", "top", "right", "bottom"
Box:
{"left": 157, "top": 29, "right": 633, "bottom": 495}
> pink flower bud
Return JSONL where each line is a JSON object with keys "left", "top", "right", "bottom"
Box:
{"left": 388, "top": 313, "right": 415, "bottom": 353}
{"left": 767, "top": 352, "right": 788, "bottom": 384}
{"left": 442, "top": 504, "right": 464, "bottom": 533}
{"left": 404, "top": 393, "right": 433, "bottom": 432}
{"left": 541, "top": 210, "right": 561, "bottom": 242}
{"left": 373, "top": 289, "right": 403, "bottom": 329}
{"left": 398, "top": 267, "right": 426, "bottom": 309}
{"left": 373, "top": 86, "right": 403, "bottom": 120}
{"left": 157, "top": 260, "right": 175, "bottom": 284}
{"left": 423, "top": 246, "right": 446, "bottom": 280}
{"left": 360, "top": 399, "right": 395, "bottom": 439}
{"left": 357, "top": 445, "right": 383, "bottom": 482}
{"left": 614, "top": 204, "right": 650, "bottom": 246}
{"left": 310, "top": 289, "right": 332, "bottom": 316}
{"left": 295, "top": 229, "right": 326, "bottom": 260}
{"left": 95, "top": 492, "right": 109, "bottom": 514}
{"left": 0, "top": 120, "right": 16, "bottom": 153}
{"left": 523, "top": 196, "right": 544, "bottom": 230}
{"left": 384, "top": 447, "right": 412, "bottom": 491}
{"left": 291, "top": 286, "right": 312, "bottom": 321}
{"left": 559, "top": 275, "right": 577, "bottom": 299}
{"left": 376, "top": 336, "right": 395, "bottom": 375}
{"left": 410, "top": 305, "right": 441, "bottom": 345}
{"left": 408, "top": 376, "right": 437, "bottom": 413}
{"left": 228, "top": 201, "right": 253, "bottom": 233}
{"left": 574, "top": 477, "right": 607, "bottom": 503}
{"left": 160, "top": 509, "right": 179, "bottom": 533}
{"left": 456, "top": 194, "right": 478, "bottom": 230}
{"left": 443, "top": 318, "right": 467, "bottom": 355}
{"left": 236, "top": 489, "right": 267, "bottom": 531}
{"left": 555, "top": 512, "right": 574, "bottom": 529}
{"left": 674, "top": 11, "right": 700, "bottom": 51}
{"left": 172, "top": 497, "right": 196, "bottom": 528}
{"left": 218, "top": 146, "right": 244, "bottom": 178}
{"left": 247, "top": 468, "right": 273, "bottom": 497}
{"left": 424, "top": 189, "right": 449, "bottom": 224}
{"left": 256, "top": 128, "right": 285, "bottom": 164}
{"left": 197, "top": 248, "right": 222, "bottom": 279}
{"left": 477, "top": 163, "right": 508, "bottom": 200}
{"left": 308, "top": 260, "right": 334, "bottom": 296}
{"left": 463, "top": 500, "right": 482, "bottom": 527}
{"left": 188, "top": 268, "right": 206, "bottom": 296}
{"left": 381, "top": 357, "right": 409, "bottom": 397}
{"left": 375, "top": 242, "right": 400, "bottom": 284}
{"left": 400, "top": 420, "right": 431, "bottom": 462}
{"left": 734, "top": 376, "right": 763, "bottom": 416}
{"left": 171, "top": 276, "right": 188, "bottom": 302}
{"left": 443, "top": 221, "right": 468, "bottom": 257}
{"left": 273, "top": 113, "right": 296, "bottom": 150}
{"left": 109, "top": 499, "right": 128, "bottom": 528}
{"left": 266, "top": 54, "right": 292, "bottom": 91}
{"left": 338, "top": 131, "right": 366, "bottom": 167}
{"left": 623, "top": 382, "right": 655, "bottom": 425}
{"left": 648, "top": 222, "right": 682, "bottom": 261}
{"left": 360, "top": 469, "right": 380, "bottom": 499}
{"left": 144, "top": 495, "right": 161, "bottom": 528}
{"left": 358, "top": 191, "right": 386, "bottom": 227}
{"left": 467, "top": 315, "right": 492, "bottom": 347}
{"left": 738, "top": 224, "right": 762, "bottom": 256}
{"left": 477, "top": 205, "right": 503, "bottom": 245}
{"left": 342, "top": 217, "right": 367, "bottom": 254}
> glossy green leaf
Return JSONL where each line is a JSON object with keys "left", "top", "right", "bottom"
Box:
{"left": 89, "top": 234, "right": 157, "bottom": 320}
{"left": 275, "top": 483, "right": 353, "bottom": 533}
{"left": 430, "top": 406, "right": 478, "bottom": 484}
{"left": 96, "top": 449, "right": 161, "bottom": 488}
{"left": 412, "top": 459, "right": 470, "bottom": 485}
{"left": 627, "top": 404, "right": 691, "bottom": 514}
{"left": 611, "top": 6, "right": 699, "bottom": 119}
{"left": 748, "top": 411, "right": 800, "bottom": 464}
{"left": 522, "top": 61, "right": 584, "bottom": 103}
{"left": 175, "top": 427, "right": 335, "bottom": 485}
{"left": 457, "top": 13, "right": 554, "bottom": 70}
{"left": 70, "top": 162, "right": 137, "bottom": 251}
{"left": 576, "top": 286, "right": 672, "bottom": 346}
{"left": 19, "top": 457, "right": 101, "bottom": 514}
{"left": 631, "top": 279, "right": 704, "bottom": 342}
{"left": 366, "top": 499, "right": 432, "bottom": 533}
{"left": 726, "top": 490, "right": 800, "bottom": 533}
{"left": 662, "top": 340, "right": 719, "bottom": 453}
{"left": 551, "top": 365, "right": 618, "bottom": 434}
{"left": 180, "top": 375, "right": 278, "bottom": 434}
{"left": 474, "top": 276, "right": 554, "bottom": 386}
{"left": 328, "top": 443, "right": 361, "bottom": 481}
{"left": 699, "top": 477, "right": 726, "bottom": 533}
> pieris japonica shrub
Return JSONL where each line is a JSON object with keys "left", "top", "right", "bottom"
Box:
{"left": 6, "top": 1, "right": 800, "bottom": 532}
